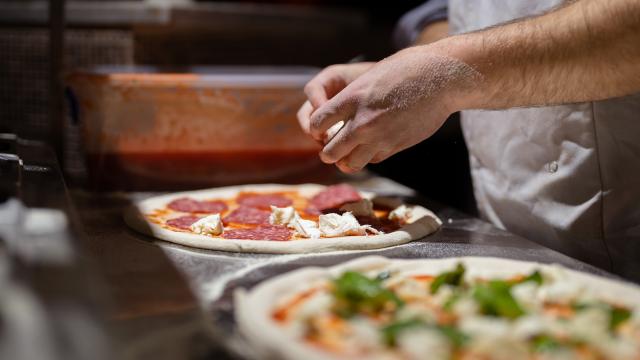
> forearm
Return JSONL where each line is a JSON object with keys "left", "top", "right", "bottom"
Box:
{"left": 430, "top": 0, "right": 640, "bottom": 110}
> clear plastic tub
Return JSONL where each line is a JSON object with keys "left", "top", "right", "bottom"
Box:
{"left": 66, "top": 66, "right": 336, "bottom": 190}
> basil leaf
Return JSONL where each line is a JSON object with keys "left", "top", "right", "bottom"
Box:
{"left": 375, "top": 270, "right": 392, "bottom": 282}
{"left": 571, "top": 302, "right": 631, "bottom": 331}
{"left": 430, "top": 264, "right": 466, "bottom": 294}
{"left": 609, "top": 306, "right": 631, "bottom": 331}
{"left": 531, "top": 334, "right": 562, "bottom": 352}
{"left": 443, "top": 293, "right": 461, "bottom": 312}
{"left": 437, "top": 325, "right": 469, "bottom": 348}
{"left": 380, "top": 318, "right": 426, "bottom": 346}
{"left": 519, "top": 270, "right": 543, "bottom": 286}
{"left": 473, "top": 280, "right": 525, "bottom": 319}
{"left": 380, "top": 319, "right": 468, "bottom": 349}
{"left": 332, "top": 271, "right": 404, "bottom": 318}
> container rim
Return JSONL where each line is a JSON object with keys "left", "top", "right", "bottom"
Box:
{"left": 67, "top": 65, "right": 321, "bottom": 87}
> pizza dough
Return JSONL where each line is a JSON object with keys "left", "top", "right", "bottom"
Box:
{"left": 235, "top": 256, "right": 640, "bottom": 360}
{"left": 124, "top": 184, "right": 441, "bottom": 253}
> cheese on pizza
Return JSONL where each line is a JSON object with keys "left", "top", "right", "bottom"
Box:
{"left": 125, "top": 184, "right": 442, "bottom": 253}
{"left": 243, "top": 258, "right": 640, "bottom": 360}
{"left": 145, "top": 184, "right": 409, "bottom": 241}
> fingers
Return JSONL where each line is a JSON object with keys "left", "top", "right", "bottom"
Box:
{"left": 370, "top": 150, "right": 392, "bottom": 163}
{"left": 296, "top": 101, "right": 314, "bottom": 135}
{"left": 304, "top": 66, "right": 346, "bottom": 109}
{"left": 304, "top": 81, "right": 328, "bottom": 109}
{"left": 323, "top": 120, "right": 344, "bottom": 144}
{"left": 336, "top": 144, "right": 377, "bottom": 173}
{"left": 309, "top": 94, "right": 356, "bottom": 141}
{"left": 320, "top": 119, "right": 358, "bottom": 164}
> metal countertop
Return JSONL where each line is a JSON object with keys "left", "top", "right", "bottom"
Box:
{"left": 68, "top": 175, "right": 609, "bottom": 359}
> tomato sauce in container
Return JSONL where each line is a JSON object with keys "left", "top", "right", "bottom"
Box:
{"left": 66, "top": 66, "right": 336, "bottom": 190}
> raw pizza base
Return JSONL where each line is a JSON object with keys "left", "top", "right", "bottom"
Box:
{"left": 234, "top": 256, "right": 640, "bottom": 360}
{"left": 124, "top": 183, "right": 442, "bottom": 253}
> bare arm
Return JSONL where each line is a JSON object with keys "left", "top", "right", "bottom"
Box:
{"left": 439, "top": 0, "right": 640, "bottom": 110}
{"left": 299, "top": 0, "right": 640, "bottom": 173}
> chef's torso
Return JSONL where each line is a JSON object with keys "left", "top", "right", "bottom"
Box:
{"left": 449, "top": 0, "right": 640, "bottom": 280}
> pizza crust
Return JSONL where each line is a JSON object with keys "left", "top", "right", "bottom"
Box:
{"left": 123, "top": 184, "right": 442, "bottom": 253}
{"left": 234, "top": 256, "right": 640, "bottom": 360}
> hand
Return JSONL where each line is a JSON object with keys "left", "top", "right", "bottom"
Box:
{"left": 307, "top": 45, "right": 481, "bottom": 173}
{"left": 297, "top": 62, "right": 374, "bottom": 140}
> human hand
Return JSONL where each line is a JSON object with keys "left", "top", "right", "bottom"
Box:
{"left": 306, "top": 46, "right": 481, "bottom": 173}
{"left": 297, "top": 62, "right": 374, "bottom": 142}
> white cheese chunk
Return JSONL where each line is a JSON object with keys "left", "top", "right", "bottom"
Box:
{"left": 398, "top": 328, "right": 451, "bottom": 360}
{"left": 292, "top": 218, "right": 322, "bottom": 239}
{"left": 269, "top": 206, "right": 321, "bottom": 239}
{"left": 190, "top": 214, "right": 224, "bottom": 235}
{"left": 318, "top": 212, "right": 379, "bottom": 237}
{"left": 269, "top": 206, "right": 297, "bottom": 226}
{"left": 324, "top": 120, "right": 345, "bottom": 143}
{"left": 536, "top": 265, "right": 585, "bottom": 303}
{"left": 389, "top": 204, "right": 413, "bottom": 223}
{"left": 339, "top": 198, "right": 374, "bottom": 217}
{"left": 460, "top": 316, "right": 529, "bottom": 360}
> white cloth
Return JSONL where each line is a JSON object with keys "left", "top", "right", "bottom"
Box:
{"left": 449, "top": 0, "right": 640, "bottom": 280}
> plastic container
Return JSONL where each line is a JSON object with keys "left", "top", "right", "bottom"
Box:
{"left": 66, "top": 66, "right": 335, "bottom": 190}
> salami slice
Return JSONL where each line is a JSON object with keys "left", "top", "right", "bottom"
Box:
{"left": 303, "top": 206, "right": 322, "bottom": 216}
{"left": 309, "top": 184, "right": 362, "bottom": 211}
{"left": 237, "top": 193, "right": 292, "bottom": 210}
{"left": 223, "top": 206, "right": 271, "bottom": 225}
{"left": 167, "top": 197, "right": 228, "bottom": 213}
{"left": 222, "top": 225, "right": 292, "bottom": 241}
{"left": 166, "top": 215, "right": 200, "bottom": 230}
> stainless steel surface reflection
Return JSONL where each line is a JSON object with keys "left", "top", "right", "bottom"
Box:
{"left": 69, "top": 175, "right": 610, "bottom": 359}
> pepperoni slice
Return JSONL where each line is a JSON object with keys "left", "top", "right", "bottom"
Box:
{"left": 222, "top": 225, "right": 291, "bottom": 241}
{"left": 237, "top": 193, "right": 293, "bottom": 210}
{"left": 166, "top": 215, "right": 200, "bottom": 230}
{"left": 304, "top": 206, "right": 322, "bottom": 216}
{"left": 356, "top": 215, "right": 400, "bottom": 233}
{"left": 223, "top": 206, "right": 271, "bottom": 225}
{"left": 167, "top": 197, "right": 228, "bottom": 214}
{"left": 310, "top": 184, "right": 362, "bottom": 211}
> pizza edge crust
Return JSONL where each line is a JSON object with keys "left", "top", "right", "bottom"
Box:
{"left": 233, "top": 256, "right": 640, "bottom": 360}
{"left": 123, "top": 183, "right": 442, "bottom": 254}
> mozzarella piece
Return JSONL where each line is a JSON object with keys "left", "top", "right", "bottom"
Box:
{"left": 318, "top": 212, "right": 379, "bottom": 237}
{"left": 397, "top": 328, "right": 451, "bottom": 360}
{"left": 190, "top": 214, "right": 223, "bottom": 235}
{"left": 536, "top": 265, "right": 585, "bottom": 303}
{"left": 389, "top": 204, "right": 413, "bottom": 223}
{"left": 460, "top": 316, "right": 529, "bottom": 360}
{"left": 292, "top": 218, "right": 322, "bottom": 239}
{"left": 339, "top": 198, "right": 374, "bottom": 217}
{"left": 346, "top": 318, "right": 383, "bottom": 352}
{"left": 295, "top": 292, "right": 333, "bottom": 320}
{"left": 324, "top": 120, "right": 344, "bottom": 143}
{"left": 269, "top": 206, "right": 321, "bottom": 239}
{"left": 511, "top": 282, "right": 541, "bottom": 312}
{"left": 269, "top": 206, "right": 297, "bottom": 226}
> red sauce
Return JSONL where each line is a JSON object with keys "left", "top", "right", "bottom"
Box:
{"left": 411, "top": 274, "right": 436, "bottom": 281}
{"left": 272, "top": 287, "right": 320, "bottom": 323}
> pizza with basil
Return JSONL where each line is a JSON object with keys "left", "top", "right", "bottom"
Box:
{"left": 124, "top": 183, "right": 441, "bottom": 253}
{"left": 235, "top": 256, "right": 640, "bottom": 359}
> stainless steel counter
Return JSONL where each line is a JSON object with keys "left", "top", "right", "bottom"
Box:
{"left": 68, "top": 176, "right": 610, "bottom": 359}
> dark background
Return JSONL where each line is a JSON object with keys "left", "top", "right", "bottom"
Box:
{"left": 0, "top": 0, "right": 475, "bottom": 214}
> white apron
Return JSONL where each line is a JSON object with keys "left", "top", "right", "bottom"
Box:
{"left": 449, "top": 0, "right": 640, "bottom": 280}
